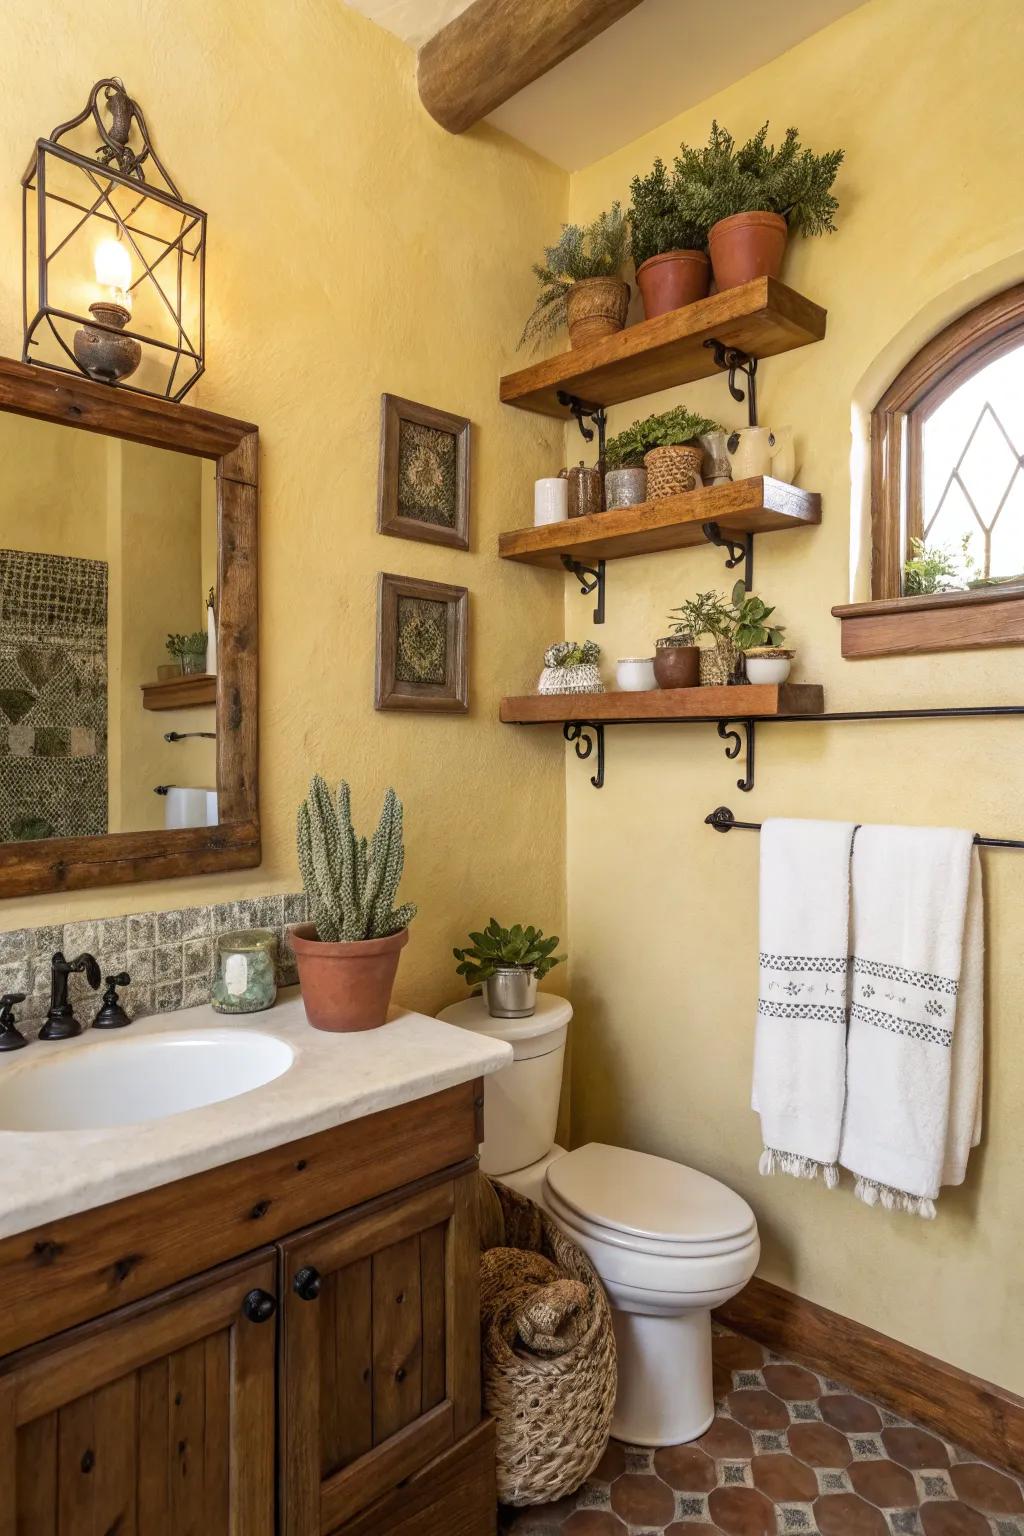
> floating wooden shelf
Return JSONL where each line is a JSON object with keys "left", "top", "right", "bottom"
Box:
{"left": 141, "top": 674, "right": 216, "bottom": 711}
{"left": 499, "top": 477, "right": 820, "bottom": 568}
{"left": 500, "top": 278, "right": 827, "bottom": 417}
{"left": 500, "top": 683, "right": 824, "bottom": 724}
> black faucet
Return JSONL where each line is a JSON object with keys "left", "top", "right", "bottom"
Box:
{"left": 40, "top": 952, "right": 102, "bottom": 1040}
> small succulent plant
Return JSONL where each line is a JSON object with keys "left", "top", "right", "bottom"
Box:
{"left": 544, "top": 639, "right": 601, "bottom": 668}
{"left": 453, "top": 919, "right": 566, "bottom": 986}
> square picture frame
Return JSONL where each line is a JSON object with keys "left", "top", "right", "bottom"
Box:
{"left": 375, "top": 571, "right": 469, "bottom": 713}
{"left": 377, "top": 393, "right": 471, "bottom": 551}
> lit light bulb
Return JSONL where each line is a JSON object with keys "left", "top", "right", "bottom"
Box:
{"left": 94, "top": 237, "right": 132, "bottom": 309}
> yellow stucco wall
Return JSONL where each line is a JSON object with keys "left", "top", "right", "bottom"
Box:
{"left": 0, "top": 0, "right": 570, "bottom": 1020}
{"left": 564, "top": 0, "right": 1024, "bottom": 1389}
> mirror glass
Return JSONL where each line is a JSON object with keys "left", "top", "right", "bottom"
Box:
{"left": 0, "top": 412, "right": 217, "bottom": 841}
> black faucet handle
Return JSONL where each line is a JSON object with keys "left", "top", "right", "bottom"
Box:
{"left": 93, "top": 972, "right": 132, "bottom": 1030}
{"left": 0, "top": 993, "right": 27, "bottom": 1051}
{"left": 69, "top": 953, "right": 103, "bottom": 990}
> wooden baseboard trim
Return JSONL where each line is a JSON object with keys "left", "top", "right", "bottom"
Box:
{"left": 717, "top": 1276, "right": 1024, "bottom": 1474}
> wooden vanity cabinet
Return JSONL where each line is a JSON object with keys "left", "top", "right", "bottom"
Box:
{"left": 0, "top": 1082, "right": 496, "bottom": 1536}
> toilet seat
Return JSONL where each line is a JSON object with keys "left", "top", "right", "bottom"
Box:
{"left": 544, "top": 1142, "right": 757, "bottom": 1259}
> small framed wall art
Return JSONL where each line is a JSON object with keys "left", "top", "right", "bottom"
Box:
{"left": 377, "top": 393, "right": 471, "bottom": 550}
{"left": 375, "top": 572, "right": 469, "bottom": 713}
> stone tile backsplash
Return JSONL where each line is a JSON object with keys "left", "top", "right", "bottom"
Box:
{"left": 0, "top": 892, "right": 308, "bottom": 1039}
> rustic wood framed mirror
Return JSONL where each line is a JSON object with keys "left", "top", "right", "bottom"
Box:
{"left": 0, "top": 357, "right": 258, "bottom": 896}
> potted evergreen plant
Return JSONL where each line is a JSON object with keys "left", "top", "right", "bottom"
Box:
{"left": 674, "top": 122, "right": 843, "bottom": 291}
{"left": 628, "top": 155, "right": 710, "bottom": 319}
{"left": 520, "top": 205, "right": 630, "bottom": 351}
{"left": 291, "top": 776, "right": 416, "bottom": 1031}
{"left": 605, "top": 404, "right": 722, "bottom": 500}
{"left": 453, "top": 919, "right": 566, "bottom": 1019}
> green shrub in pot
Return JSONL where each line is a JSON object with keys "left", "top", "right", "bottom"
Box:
{"left": 453, "top": 919, "right": 566, "bottom": 1020}
{"left": 628, "top": 156, "right": 710, "bottom": 319}
{"left": 519, "top": 204, "right": 630, "bottom": 351}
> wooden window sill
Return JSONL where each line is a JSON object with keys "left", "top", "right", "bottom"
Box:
{"left": 832, "top": 585, "right": 1024, "bottom": 657}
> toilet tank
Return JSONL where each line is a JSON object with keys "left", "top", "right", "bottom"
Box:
{"left": 436, "top": 994, "right": 571, "bottom": 1175}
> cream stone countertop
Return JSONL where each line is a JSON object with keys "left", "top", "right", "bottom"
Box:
{"left": 0, "top": 989, "right": 512, "bottom": 1240}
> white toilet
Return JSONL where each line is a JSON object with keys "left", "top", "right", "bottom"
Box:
{"left": 438, "top": 993, "right": 760, "bottom": 1446}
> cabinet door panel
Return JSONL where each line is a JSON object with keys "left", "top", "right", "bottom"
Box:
{"left": 280, "top": 1167, "right": 481, "bottom": 1536}
{"left": 0, "top": 1252, "right": 276, "bottom": 1536}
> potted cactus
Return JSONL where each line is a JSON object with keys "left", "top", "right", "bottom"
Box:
{"left": 453, "top": 919, "right": 566, "bottom": 1019}
{"left": 291, "top": 775, "right": 416, "bottom": 1031}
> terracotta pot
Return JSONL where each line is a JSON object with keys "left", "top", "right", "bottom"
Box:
{"left": 290, "top": 922, "right": 408, "bottom": 1032}
{"left": 636, "top": 250, "right": 710, "bottom": 320}
{"left": 565, "top": 277, "right": 630, "bottom": 348}
{"left": 709, "top": 211, "right": 788, "bottom": 290}
{"left": 654, "top": 643, "right": 700, "bottom": 689}
{"left": 644, "top": 444, "right": 704, "bottom": 499}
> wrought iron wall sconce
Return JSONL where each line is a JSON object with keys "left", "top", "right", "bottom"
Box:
{"left": 22, "top": 78, "right": 206, "bottom": 401}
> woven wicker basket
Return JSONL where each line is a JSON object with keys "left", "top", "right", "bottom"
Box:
{"left": 699, "top": 635, "right": 739, "bottom": 685}
{"left": 644, "top": 443, "right": 705, "bottom": 499}
{"left": 482, "top": 1183, "right": 617, "bottom": 1507}
{"left": 565, "top": 277, "right": 630, "bottom": 348}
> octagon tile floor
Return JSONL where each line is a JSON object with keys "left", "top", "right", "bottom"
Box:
{"left": 500, "top": 1326, "right": 1024, "bottom": 1536}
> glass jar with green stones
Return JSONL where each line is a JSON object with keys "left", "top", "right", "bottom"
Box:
{"left": 211, "top": 929, "right": 278, "bottom": 1014}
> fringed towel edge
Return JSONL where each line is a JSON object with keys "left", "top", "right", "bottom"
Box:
{"left": 852, "top": 1175, "right": 936, "bottom": 1219}
{"left": 759, "top": 1147, "right": 840, "bottom": 1187}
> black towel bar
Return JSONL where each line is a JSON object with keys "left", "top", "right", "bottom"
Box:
{"left": 704, "top": 805, "right": 1024, "bottom": 850}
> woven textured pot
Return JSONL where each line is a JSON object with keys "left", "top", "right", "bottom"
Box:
{"left": 699, "top": 637, "right": 739, "bottom": 686}
{"left": 644, "top": 443, "right": 705, "bottom": 499}
{"left": 636, "top": 249, "right": 710, "bottom": 319}
{"left": 565, "top": 277, "right": 630, "bottom": 348}
{"left": 709, "top": 211, "right": 788, "bottom": 290}
{"left": 537, "top": 662, "right": 603, "bottom": 695}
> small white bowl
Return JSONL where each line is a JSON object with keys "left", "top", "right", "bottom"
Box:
{"left": 616, "top": 657, "right": 657, "bottom": 691}
{"left": 745, "top": 652, "right": 793, "bottom": 684}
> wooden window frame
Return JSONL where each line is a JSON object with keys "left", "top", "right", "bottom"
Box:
{"left": 834, "top": 284, "right": 1024, "bottom": 656}
{"left": 0, "top": 355, "right": 259, "bottom": 896}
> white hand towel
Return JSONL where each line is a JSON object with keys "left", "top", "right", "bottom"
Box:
{"left": 753, "top": 817, "right": 858, "bottom": 1185}
{"left": 839, "top": 825, "right": 983, "bottom": 1218}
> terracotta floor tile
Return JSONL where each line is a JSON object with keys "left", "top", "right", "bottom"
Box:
{"left": 590, "top": 1440, "right": 627, "bottom": 1483}
{"left": 653, "top": 1443, "right": 717, "bottom": 1492}
{"left": 697, "top": 1416, "right": 755, "bottom": 1459}
{"left": 919, "top": 1499, "right": 992, "bottom": 1535}
{"left": 713, "top": 1332, "right": 767, "bottom": 1372}
{"left": 813, "top": 1491, "right": 889, "bottom": 1534}
{"left": 750, "top": 1452, "right": 818, "bottom": 1502}
{"left": 707, "top": 1484, "right": 778, "bottom": 1535}
{"left": 608, "top": 1472, "right": 676, "bottom": 1526}
{"left": 786, "top": 1421, "right": 854, "bottom": 1467}
{"left": 761, "top": 1362, "right": 821, "bottom": 1401}
{"left": 950, "top": 1460, "right": 1024, "bottom": 1514}
{"left": 848, "top": 1456, "right": 919, "bottom": 1508}
{"left": 728, "top": 1388, "right": 790, "bottom": 1431}
{"left": 881, "top": 1425, "right": 951, "bottom": 1469}
{"left": 562, "top": 1513, "right": 627, "bottom": 1535}
{"left": 665, "top": 1526, "right": 718, "bottom": 1535}
{"left": 713, "top": 1362, "right": 734, "bottom": 1401}
{"left": 819, "top": 1392, "right": 884, "bottom": 1433}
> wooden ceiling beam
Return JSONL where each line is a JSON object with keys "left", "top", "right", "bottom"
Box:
{"left": 417, "top": 0, "right": 644, "bottom": 134}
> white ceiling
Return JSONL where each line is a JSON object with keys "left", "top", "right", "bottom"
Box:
{"left": 346, "top": 0, "right": 867, "bottom": 170}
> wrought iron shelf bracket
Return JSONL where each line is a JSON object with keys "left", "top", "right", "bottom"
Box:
{"left": 563, "top": 722, "right": 605, "bottom": 789}
{"left": 703, "top": 340, "right": 759, "bottom": 426}
{"left": 557, "top": 391, "right": 608, "bottom": 459}
{"left": 717, "top": 719, "right": 756, "bottom": 793}
{"left": 702, "top": 521, "right": 754, "bottom": 590}
{"left": 561, "top": 554, "right": 606, "bottom": 624}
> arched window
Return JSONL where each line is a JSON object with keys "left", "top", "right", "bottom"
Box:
{"left": 871, "top": 284, "right": 1024, "bottom": 600}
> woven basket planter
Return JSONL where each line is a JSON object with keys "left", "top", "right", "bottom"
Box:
{"left": 699, "top": 636, "right": 739, "bottom": 685}
{"left": 565, "top": 277, "right": 630, "bottom": 348}
{"left": 644, "top": 443, "right": 704, "bottom": 499}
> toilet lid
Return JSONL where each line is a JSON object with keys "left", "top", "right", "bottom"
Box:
{"left": 545, "top": 1143, "right": 755, "bottom": 1249}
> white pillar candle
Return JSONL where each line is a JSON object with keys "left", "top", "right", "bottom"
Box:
{"left": 534, "top": 477, "right": 568, "bottom": 526}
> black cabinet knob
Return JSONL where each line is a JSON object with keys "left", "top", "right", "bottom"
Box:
{"left": 243, "top": 1288, "right": 277, "bottom": 1324}
{"left": 293, "top": 1265, "right": 322, "bottom": 1301}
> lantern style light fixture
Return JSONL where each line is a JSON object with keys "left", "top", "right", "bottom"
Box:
{"left": 22, "top": 79, "right": 206, "bottom": 401}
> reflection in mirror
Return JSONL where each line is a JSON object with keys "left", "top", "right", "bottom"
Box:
{"left": 0, "top": 412, "right": 217, "bottom": 841}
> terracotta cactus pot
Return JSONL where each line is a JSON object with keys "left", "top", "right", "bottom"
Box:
{"left": 290, "top": 922, "right": 408, "bottom": 1032}
{"left": 636, "top": 250, "right": 710, "bottom": 320}
{"left": 709, "top": 211, "right": 788, "bottom": 290}
{"left": 565, "top": 277, "right": 630, "bottom": 348}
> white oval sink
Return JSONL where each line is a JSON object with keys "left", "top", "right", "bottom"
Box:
{"left": 0, "top": 1030, "right": 294, "bottom": 1132}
